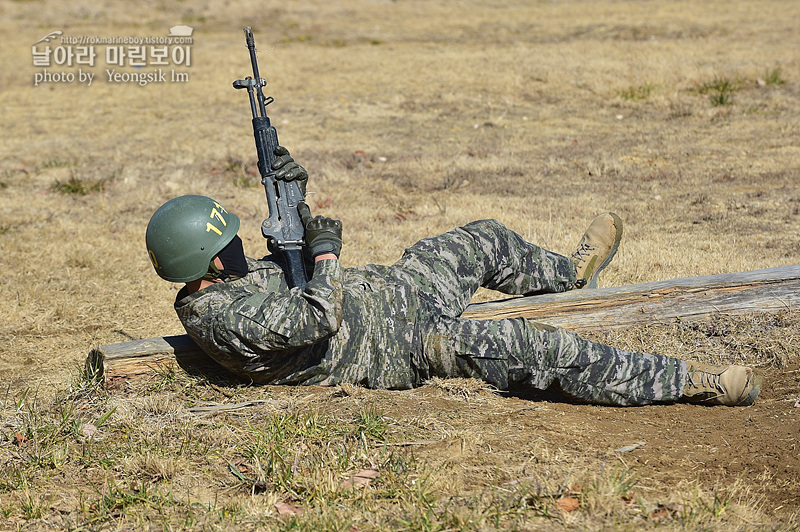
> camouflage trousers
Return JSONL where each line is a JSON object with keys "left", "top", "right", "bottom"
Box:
{"left": 393, "top": 219, "right": 688, "bottom": 406}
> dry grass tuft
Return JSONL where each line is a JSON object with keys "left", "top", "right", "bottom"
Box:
{"left": 425, "top": 376, "right": 497, "bottom": 401}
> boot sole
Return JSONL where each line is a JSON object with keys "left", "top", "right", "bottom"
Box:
{"left": 586, "top": 212, "right": 623, "bottom": 289}
{"left": 736, "top": 373, "right": 762, "bottom": 406}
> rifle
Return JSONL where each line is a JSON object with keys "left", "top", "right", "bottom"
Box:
{"left": 233, "top": 27, "right": 308, "bottom": 289}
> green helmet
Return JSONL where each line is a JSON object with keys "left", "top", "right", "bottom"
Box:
{"left": 146, "top": 195, "right": 241, "bottom": 282}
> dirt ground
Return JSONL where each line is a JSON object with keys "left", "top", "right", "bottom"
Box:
{"left": 508, "top": 365, "right": 800, "bottom": 511}
{"left": 388, "top": 362, "right": 800, "bottom": 515}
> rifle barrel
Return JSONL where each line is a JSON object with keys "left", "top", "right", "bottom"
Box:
{"left": 243, "top": 27, "right": 269, "bottom": 118}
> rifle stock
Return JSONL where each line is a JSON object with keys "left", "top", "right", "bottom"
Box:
{"left": 233, "top": 27, "right": 308, "bottom": 289}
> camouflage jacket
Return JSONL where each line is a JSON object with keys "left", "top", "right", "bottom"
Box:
{"left": 174, "top": 257, "right": 422, "bottom": 388}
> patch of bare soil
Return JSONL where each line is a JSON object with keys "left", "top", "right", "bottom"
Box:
{"left": 533, "top": 363, "right": 799, "bottom": 510}
{"left": 408, "top": 363, "right": 800, "bottom": 515}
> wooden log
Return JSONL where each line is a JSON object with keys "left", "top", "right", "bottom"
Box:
{"left": 86, "top": 264, "right": 800, "bottom": 384}
{"left": 85, "top": 334, "right": 233, "bottom": 386}
{"left": 463, "top": 264, "right": 800, "bottom": 333}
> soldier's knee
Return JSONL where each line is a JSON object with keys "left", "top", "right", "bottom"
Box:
{"left": 462, "top": 219, "right": 506, "bottom": 233}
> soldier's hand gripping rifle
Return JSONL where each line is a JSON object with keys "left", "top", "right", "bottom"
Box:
{"left": 233, "top": 27, "right": 308, "bottom": 289}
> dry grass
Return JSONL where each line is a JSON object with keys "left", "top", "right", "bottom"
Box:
{"left": 2, "top": 339, "right": 798, "bottom": 530}
{"left": 1, "top": 0, "right": 799, "bottom": 529}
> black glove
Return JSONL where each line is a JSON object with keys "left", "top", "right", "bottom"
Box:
{"left": 271, "top": 146, "right": 308, "bottom": 195}
{"left": 298, "top": 202, "right": 342, "bottom": 258}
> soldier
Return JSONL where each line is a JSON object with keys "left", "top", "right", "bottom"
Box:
{"left": 145, "top": 148, "right": 761, "bottom": 407}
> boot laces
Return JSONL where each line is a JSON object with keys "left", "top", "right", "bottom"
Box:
{"left": 688, "top": 368, "right": 723, "bottom": 395}
{"left": 571, "top": 242, "right": 595, "bottom": 263}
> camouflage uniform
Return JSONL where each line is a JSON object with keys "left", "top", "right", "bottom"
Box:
{"left": 175, "top": 219, "right": 688, "bottom": 406}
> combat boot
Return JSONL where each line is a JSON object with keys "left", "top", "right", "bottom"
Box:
{"left": 571, "top": 212, "right": 623, "bottom": 289}
{"left": 682, "top": 361, "right": 762, "bottom": 406}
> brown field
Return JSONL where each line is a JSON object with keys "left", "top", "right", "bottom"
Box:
{"left": 1, "top": 0, "right": 799, "bottom": 529}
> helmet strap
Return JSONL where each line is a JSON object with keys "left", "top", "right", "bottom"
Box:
{"left": 201, "top": 260, "right": 224, "bottom": 281}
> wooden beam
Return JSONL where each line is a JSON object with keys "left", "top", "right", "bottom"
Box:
{"left": 86, "top": 264, "right": 800, "bottom": 384}
{"left": 85, "top": 334, "right": 231, "bottom": 386}
{"left": 463, "top": 264, "right": 800, "bottom": 333}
